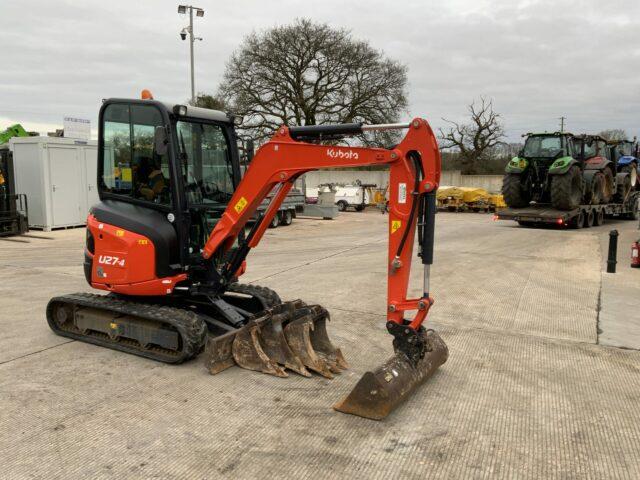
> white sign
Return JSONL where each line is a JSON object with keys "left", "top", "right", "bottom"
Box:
{"left": 63, "top": 117, "right": 91, "bottom": 141}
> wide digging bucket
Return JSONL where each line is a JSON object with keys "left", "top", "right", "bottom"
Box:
{"left": 204, "top": 300, "right": 346, "bottom": 379}
{"left": 333, "top": 330, "right": 448, "bottom": 420}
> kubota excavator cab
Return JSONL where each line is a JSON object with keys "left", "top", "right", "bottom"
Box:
{"left": 91, "top": 98, "right": 244, "bottom": 292}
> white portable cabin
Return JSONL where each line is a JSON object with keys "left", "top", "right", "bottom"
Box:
{"left": 9, "top": 136, "right": 99, "bottom": 231}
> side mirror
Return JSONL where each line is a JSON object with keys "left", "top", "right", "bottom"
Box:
{"left": 154, "top": 126, "right": 168, "bottom": 156}
{"left": 246, "top": 139, "right": 255, "bottom": 162}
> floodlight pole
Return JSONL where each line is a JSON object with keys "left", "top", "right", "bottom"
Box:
{"left": 178, "top": 5, "right": 203, "bottom": 104}
{"left": 189, "top": 7, "right": 195, "bottom": 103}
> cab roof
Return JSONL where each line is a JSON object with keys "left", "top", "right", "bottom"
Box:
{"left": 104, "top": 98, "right": 232, "bottom": 124}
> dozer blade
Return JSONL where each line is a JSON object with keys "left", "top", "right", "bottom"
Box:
{"left": 284, "top": 306, "right": 348, "bottom": 378}
{"left": 333, "top": 329, "right": 447, "bottom": 420}
{"left": 204, "top": 300, "right": 345, "bottom": 379}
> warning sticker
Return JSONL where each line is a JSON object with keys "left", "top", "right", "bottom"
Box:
{"left": 391, "top": 220, "right": 402, "bottom": 234}
{"left": 234, "top": 196, "right": 248, "bottom": 214}
{"left": 398, "top": 183, "right": 407, "bottom": 204}
{"left": 115, "top": 229, "right": 125, "bottom": 237}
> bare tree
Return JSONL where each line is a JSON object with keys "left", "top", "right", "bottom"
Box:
{"left": 438, "top": 98, "right": 505, "bottom": 174}
{"left": 217, "top": 19, "right": 408, "bottom": 145}
{"left": 598, "top": 129, "right": 627, "bottom": 141}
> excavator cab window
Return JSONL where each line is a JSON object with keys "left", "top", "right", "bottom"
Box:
{"left": 101, "top": 103, "right": 172, "bottom": 206}
{"left": 175, "top": 120, "right": 236, "bottom": 253}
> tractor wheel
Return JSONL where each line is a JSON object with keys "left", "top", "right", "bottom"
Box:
{"left": 621, "top": 163, "right": 638, "bottom": 188}
{"left": 614, "top": 173, "right": 631, "bottom": 204}
{"left": 625, "top": 196, "right": 640, "bottom": 220}
{"left": 601, "top": 168, "right": 615, "bottom": 203}
{"left": 502, "top": 174, "right": 531, "bottom": 208}
{"left": 584, "top": 172, "right": 604, "bottom": 205}
{"left": 551, "top": 165, "right": 583, "bottom": 210}
{"left": 337, "top": 201, "right": 348, "bottom": 212}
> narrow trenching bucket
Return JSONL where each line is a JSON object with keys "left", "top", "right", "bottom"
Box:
{"left": 333, "top": 330, "right": 448, "bottom": 420}
{"left": 204, "top": 300, "right": 347, "bottom": 379}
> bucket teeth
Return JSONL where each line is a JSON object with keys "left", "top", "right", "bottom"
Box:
{"left": 283, "top": 306, "right": 346, "bottom": 378}
{"left": 256, "top": 313, "right": 311, "bottom": 377}
{"left": 204, "top": 300, "right": 346, "bottom": 380}
{"left": 233, "top": 319, "right": 288, "bottom": 377}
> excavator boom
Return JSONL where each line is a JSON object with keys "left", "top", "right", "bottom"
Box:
{"left": 203, "top": 119, "right": 448, "bottom": 419}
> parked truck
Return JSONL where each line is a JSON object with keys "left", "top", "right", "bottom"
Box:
{"left": 498, "top": 132, "right": 639, "bottom": 228}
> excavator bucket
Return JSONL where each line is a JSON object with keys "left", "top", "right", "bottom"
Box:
{"left": 333, "top": 330, "right": 448, "bottom": 420}
{"left": 204, "top": 300, "right": 346, "bottom": 379}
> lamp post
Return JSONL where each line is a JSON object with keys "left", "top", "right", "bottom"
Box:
{"left": 178, "top": 5, "right": 204, "bottom": 104}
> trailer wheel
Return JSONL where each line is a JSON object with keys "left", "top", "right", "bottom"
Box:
{"left": 502, "top": 174, "right": 531, "bottom": 208}
{"left": 551, "top": 165, "right": 583, "bottom": 210}
{"left": 354, "top": 204, "right": 366, "bottom": 212}
{"left": 584, "top": 210, "right": 594, "bottom": 228}
{"left": 281, "top": 209, "right": 293, "bottom": 226}
{"left": 570, "top": 210, "right": 585, "bottom": 229}
{"left": 268, "top": 214, "right": 280, "bottom": 228}
{"left": 337, "top": 201, "right": 348, "bottom": 212}
{"left": 594, "top": 208, "right": 604, "bottom": 226}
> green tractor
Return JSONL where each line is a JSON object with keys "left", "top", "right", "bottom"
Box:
{"left": 503, "top": 132, "right": 584, "bottom": 210}
{"left": 0, "top": 124, "right": 29, "bottom": 145}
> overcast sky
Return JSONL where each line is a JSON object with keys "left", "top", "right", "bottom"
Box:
{"left": 2, "top": 0, "right": 639, "bottom": 142}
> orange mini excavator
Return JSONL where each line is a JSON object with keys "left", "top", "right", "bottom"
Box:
{"left": 47, "top": 95, "right": 448, "bottom": 420}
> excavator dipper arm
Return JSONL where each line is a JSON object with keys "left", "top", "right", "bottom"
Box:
{"left": 204, "top": 119, "right": 440, "bottom": 341}
{"left": 202, "top": 119, "right": 448, "bottom": 420}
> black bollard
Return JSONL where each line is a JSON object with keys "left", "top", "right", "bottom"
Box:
{"left": 607, "top": 229, "right": 619, "bottom": 273}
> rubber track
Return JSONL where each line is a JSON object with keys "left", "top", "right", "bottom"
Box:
{"left": 46, "top": 293, "right": 207, "bottom": 364}
{"left": 226, "top": 283, "right": 282, "bottom": 309}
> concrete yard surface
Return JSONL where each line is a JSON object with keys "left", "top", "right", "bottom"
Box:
{"left": 1, "top": 211, "right": 639, "bottom": 479}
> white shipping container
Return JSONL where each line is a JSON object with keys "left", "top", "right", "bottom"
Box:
{"left": 9, "top": 136, "right": 98, "bottom": 231}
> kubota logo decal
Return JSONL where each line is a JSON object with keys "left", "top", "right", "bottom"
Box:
{"left": 327, "top": 148, "right": 359, "bottom": 160}
{"left": 98, "top": 255, "right": 126, "bottom": 267}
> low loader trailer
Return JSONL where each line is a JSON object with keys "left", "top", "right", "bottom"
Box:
{"left": 495, "top": 192, "right": 639, "bottom": 228}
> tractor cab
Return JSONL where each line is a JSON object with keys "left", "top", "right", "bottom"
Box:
{"left": 573, "top": 135, "right": 609, "bottom": 163}
{"left": 609, "top": 138, "right": 639, "bottom": 188}
{"left": 520, "top": 132, "right": 576, "bottom": 163}
{"left": 97, "top": 98, "right": 243, "bottom": 277}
